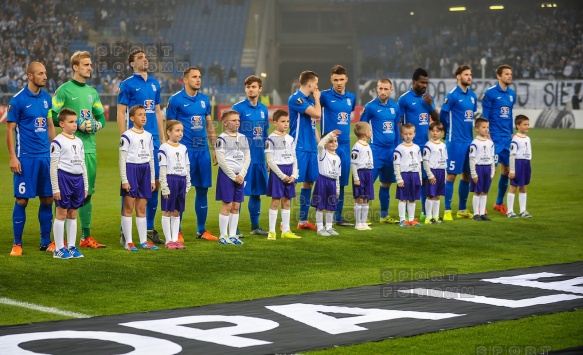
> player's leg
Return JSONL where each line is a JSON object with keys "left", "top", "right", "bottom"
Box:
{"left": 334, "top": 144, "right": 352, "bottom": 226}
{"left": 248, "top": 163, "right": 268, "bottom": 235}
{"left": 37, "top": 157, "right": 54, "bottom": 248}
{"left": 378, "top": 151, "right": 397, "bottom": 224}
{"left": 297, "top": 150, "right": 317, "bottom": 230}
{"left": 11, "top": 197, "right": 28, "bottom": 256}
{"left": 121, "top": 195, "right": 137, "bottom": 250}
{"left": 456, "top": 145, "right": 472, "bottom": 217}
{"left": 146, "top": 146, "right": 162, "bottom": 243}
{"left": 494, "top": 144, "right": 511, "bottom": 214}
{"left": 444, "top": 143, "right": 459, "bottom": 220}
{"left": 228, "top": 180, "right": 245, "bottom": 245}
{"left": 268, "top": 198, "right": 280, "bottom": 239}
{"left": 52, "top": 206, "right": 71, "bottom": 259}
{"left": 79, "top": 153, "right": 105, "bottom": 248}
{"left": 193, "top": 150, "right": 217, "bottom": 240}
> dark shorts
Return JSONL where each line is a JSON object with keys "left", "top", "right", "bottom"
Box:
{"left": 296, "top": 150, "right": 319, "bottom": 183}
{"left": 216, "top": 168, "right": 244, "bottom": 203}
{"left": 337, "top": 143, "right": 351, "bottom": 186}
{"left": 267, "top": 164, "right": 296, "bottom": 199}
{"left": 470, "top": 165, "right": 493, "bottom": 194}
{"left": 426, "top": 168, "right": 446, "bottom": 197}
{"left": 121, "top": 163, "right": 152, "bottom": 199}
{"left": 161, "top": 174, "right": 186, "bottom": 212}
{"left": 55, "top": 170, "right": 85, "bottom": 209}
{"left": 244, "top": 163, "right": 268, "bottom": 196}
{"left": 353, "top": 169, "right": 374, "bottom": 200}
{"left": 510, "top": 160, "right": 531, "bottom": 187}
{"left": 311, "top": 175, "right": 338, "bottom": 211}
{"left": 396, "top": 171, "right": 421, "bottom": 201}
{"left": 371, "top": 145, "right": 396, "bottom": 184}
{"left": 446, "top": 141, "right": 471, "bottom": 175}
{"left": 188, "top": 149, "right": 212, "bottom": 188}
{"left": 492, "top": 136, "right": 511, "bottom": 166}
{"left": 13, "top": 157, "right": 52, "bottom": 198}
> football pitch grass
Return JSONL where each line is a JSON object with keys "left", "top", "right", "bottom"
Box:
{"left": 0, "top": 123, "right": 582, "bottom": 354}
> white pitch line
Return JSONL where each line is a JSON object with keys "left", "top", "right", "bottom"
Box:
{"left": 0, "top": 297, "right": 91, "bottom": 319}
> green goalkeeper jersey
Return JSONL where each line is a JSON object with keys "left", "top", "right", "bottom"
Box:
{"left": 51, "top": 80, "right": 105, "bottom": 153}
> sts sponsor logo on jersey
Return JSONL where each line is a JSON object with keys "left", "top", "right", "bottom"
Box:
{"left": 500, "top": 106, "right": 510, "bottom": 118}
{"left": 253, "top": 126, "right": 263, "bottom": 140}
{"left": 337, "top": 112, "right": 349, "bottom": 125}
{"left": 80, "top": 109, "right": 92, "bottom": 119}
{"left": 383, "top": 121, "right": 394, "bottom": 134}
{"left": 34, "top": 117, "right": 46, "bottom": 132}
{"left": 143, "top": 100, "right": 155, "bottom": 112}
{"left": 191, "top": 115, "right": 203, "bottom": 130}
{"left": 464, "top": 110, "right": 474, "bottom": 121}
{"left": 419, "top": 113, "right": 429, "bottom": 125}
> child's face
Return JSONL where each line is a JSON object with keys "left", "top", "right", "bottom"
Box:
{"left": 222, "top": 113, "right": 240, "bottom": 132}
{"left": 167, "top": 124, "right": 184, "bottom": 142}
{"left": 429, "top": 126, "right": 443, "bottom": 140}
{"left": 326, "top": 136, "right": 339, "bottom": 151}
{"left": 402, "top": 127, "right": 415, "bottom": 143}
{"left": 60, "top": 114, "right": 78, "bottom": 135}
{"left": 130, "top": 108, "right": 147, "bottom": 129}
{"left": 516, "top": 120, "right": 530, "bottom": 134}
{"left": 363, "top": 127, "right": 372, "bottom": 139}
{"left": 476, "top": 122, "right": 489, "bottom": 137}
{"left": 274, "top": 116, "right": 289, "bottom": 133}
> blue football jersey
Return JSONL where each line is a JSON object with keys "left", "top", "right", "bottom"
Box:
{"left": 118, "top": 74, "right": 161, "bottom": 146}
{"left": 8, "top": 86, "right": 52, "bottom": 157}
{"left": 398, "top": 88, "right": 435, "bottom": 146}
{"left": 166, "top": 89, "right": 211, "bottom": 151}
{"left": 359, "top": 97, "right": 401, "bottom": 149}
{"left": 288, "top": 90, "right": 317, "bottom": 152}
{"left": 232, "top": 98, "right": 269, "bottom": 164}
{"left": 440, "top": 85, "right": 478, "bottom": 143}
{"left": 481, "top": 83, "right": 516, "bottom": 138}
{"left": 320, "top": 88, "right": 356, "bottom": 143}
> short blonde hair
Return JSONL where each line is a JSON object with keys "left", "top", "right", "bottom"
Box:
{"left": 70, "top": 51, "right": 91, "bottom": 70}
{"left": 354, "top": 122, "right": 370, "bottom": 139}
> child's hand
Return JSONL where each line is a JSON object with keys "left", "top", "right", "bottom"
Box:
{"left": 397, "top": 182, "right": 404, "bottom": 188}
{"left": 288, "top": 176, "right": 295, "bottom": 183}
{"left": 332, "top": 129, "right": 341, "bottom": 136}
{"left": 163, "top": 194, "right": 169, "bottom": 199}
{"left": 429, "top": 177, "right": 436, "bottom": 184}
{"left": 472, "top": 177, "right": 478, "bottom": 184}
{"left": 509, "top": 172, "right": 515, "bottom": 179}
{"left": 53, "top": 192, "right": 61, "bottom": 201}
{"left": 235, "top": 175, "right": 244, "bottom": 184}
{"left": 354, "top": 180, "right": 361, "bottom": 186}
{"left": 122, "top": 183, "right": 131, "bottom": 192}
{"left": 84, "top": 190, "right": 88, "bottom": 198}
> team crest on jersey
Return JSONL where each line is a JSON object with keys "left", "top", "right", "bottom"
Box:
{"left": 260, "top": 111, "right": 265, "bottom": 119}
{"left": 311, "top": 118, "right": 317, "bottom": 129}
{"left": 351, "top": 152, "right": 358, "bottom": 160}
{"left": 43, "top": 100, "right": 48, "bottom": 109}
{"left": 120, "top": 138, "right": 125, "bottom": 147}
{"left": 253, "top": 127, "right": 263, "bottom": 139}
{"left": 80, "top": 109, "right": 92, "bottom": 119}
{"left": 191, "top": 115, "right": 203, "bottom": 130}
{"left": 346, "top": 98, "right": 351, "bottom": 107}
{"left": 88, "top": 95, "right": 93, "bottom": 103}
{"left": 152, "top": 84, "right": 157, "bottom": 92}
{"left": 510, "top": 96, "right": 514, "bottom": 102}
{"left": 390, "top": 108, "right": 395, "bottom": 115}
{"left": 382, "top": 121, "right": 394, "bottom": 133}
{"left": 443, "top": 98, "right": 449, "bottom": 104}
{"left": 51, "top": 145, "right": 56, "bottom": 153}
{"left": 34, "top": 117, "right": 46, "bottom": 132}
{"left": 337, "top": 112, "right": 349, "bottom": 125}
{"left": 144, "top": 100, "right": 155, "bottom": 111}
{"left": 471, "top": 97, "right": 475, "bottom": 104}
{"left": 201, "top": 101, "right": 206, "bottom": 109}
{"left": 215, "top": 139, "right": 223, "bottom": 149}
{"left": 419, "top": 113, "right": 429, "bottom": 124}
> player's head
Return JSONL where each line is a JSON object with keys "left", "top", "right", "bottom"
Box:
{"left": 70, "top": 51, "right": 92, "bottom": 80}
{"left": 354, "top": 122, "right": 371, "bottom": 140}
{"left": 183, "top": 67, "right": 202, "bottom": 91}
{"left": 330, "top": 65, "right": 348, "bottom": 94}
{"left": 166, "top": 119, "right": 184, "bottom": 141}
{"left": 455, "top": 65, "right": 472, "bottom": 87}
{"left": 514, "top": 114, "right": 530, "bottom": 133}
{"left": 128, "top": 49, "right": 148, "bottom": 73}
{"left": 273, "top": 109, "right": 290, "bottom": 132}
{"left": 26, "top": 61, "right": 47, "bottom": 88}
{"left": 58, "top": 108, "right": 78, "bottom": 134}
{"left": 299, "top": 71, "right": 318, "bottom": 92}
{"left": 412, "top": 68, "right": 429, "bottom": 95}
{"left": 429, "top": 121, "right": 444, "bottom": 140}
{"left": 244, "top": 75, "right": 263, "bottom": 100}
{"left": 129, "top": 104, "right": 146, "bottom": 128}
{"left": 321, "top": 131, "right": 339, "bottom": 151}
{"left": 376, "top": 78, "right": 393, "bottom": 102}
{"left": 496, "top": 64, "right": 512, "bottom": 86}
{"left": 221, "top": 109, "right": 240, "bottom": 132}
{"left": 401, "top": 123, "right": 416, "bottom": 143}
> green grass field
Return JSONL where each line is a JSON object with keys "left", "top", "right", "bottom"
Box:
{"left": 1, "top": 123, "right": 582, "bottom": 354}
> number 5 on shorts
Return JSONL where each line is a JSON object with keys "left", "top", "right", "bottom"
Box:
{"left": 449, "top": 161, "right": 455, "bottom": 171}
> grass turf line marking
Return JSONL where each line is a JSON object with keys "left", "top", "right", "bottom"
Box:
{"left": 0, "top": 297, "right": 91, "bottom": 319}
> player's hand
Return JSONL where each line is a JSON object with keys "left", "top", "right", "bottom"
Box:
{"left": 472, "top": 177, "right": 478, "bottom": 183}
{"left": 9, "top": 156, "right": 21, "bottom": 174}
{"left": 312, "top": 88, "right": 321, "bottom": 101}
{"left": 508, "top": 173, "right": 515, "bottom": 179}
{"left": 151, "top": 183, "right": 156, "bottom": 192}
{"left": 429, "top": 177, "right": 436, "bottom": 185}
{"left": 212, "top": 151, "right": 218, "bottom": 166}
{"left": 397, "top": 182, "right": 404, "bottom": 188}
{"left": 422, "top": 93, "right": 433, "bottom": 107}
{"left": 122, "top": 182, "right": 131, "bottom": 192}
{"left": 354, "top": 180, "right": 361, "bottom": 186}
{"left": 53, "top": 192, "right": 61, "bottom": 201}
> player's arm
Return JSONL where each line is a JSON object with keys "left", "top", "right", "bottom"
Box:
{"left": 205, "top": 114, "right": 217, "bottom": 165}
{"left": 6, "top": 121, "right": 21, "bottom": 174}
{"left": 117, "top": 103, "right": 128, "bottom": 135}
{"left": 481, "top": 92, "right": 491, "bottom": 120}
{"left": 155, "top": 104, "right": 166, "bottom": 144}
{"left": 304, "top": 89, "right": 322, "bottom": 119}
